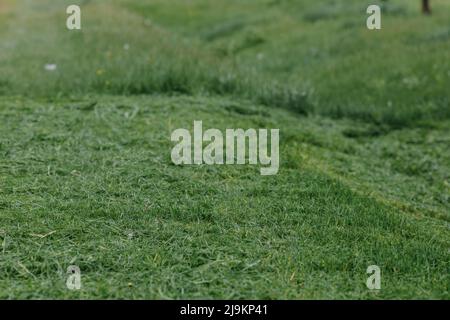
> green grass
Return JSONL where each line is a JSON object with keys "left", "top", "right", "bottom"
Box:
{"left": 0, "top": 0, "right": 449, "bottom": 299}
{"left": 0, "top": 95, "right": 448, "bottom": 299}
{"left": 2, "top": 0, "right": 450, "bottom": 125}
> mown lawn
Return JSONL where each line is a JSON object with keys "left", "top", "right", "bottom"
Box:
{"left": 0, "top": 0, "right": 449, "bottom": 299}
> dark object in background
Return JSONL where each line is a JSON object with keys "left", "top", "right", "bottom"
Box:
{"left": 422, "top": 0, "right": 431, "bottom": 14}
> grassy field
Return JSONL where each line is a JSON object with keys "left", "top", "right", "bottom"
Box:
{"left": 0, "top": 0, "right": 449, "bottom": 299}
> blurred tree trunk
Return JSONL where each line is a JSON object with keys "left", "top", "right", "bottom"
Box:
{"left": 422, "top": 0, "right": 431, "bottom": 14}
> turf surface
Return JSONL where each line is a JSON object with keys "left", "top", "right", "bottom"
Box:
{"left": 0, "top": 0, "right": 449, "bottom": 299}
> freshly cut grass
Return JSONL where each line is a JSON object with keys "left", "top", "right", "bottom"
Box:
{"left": 0, "top": 95, "right": 448, "bottom": 299}
{"left": 0, "top": 0, "right": 449, "bottom": 299}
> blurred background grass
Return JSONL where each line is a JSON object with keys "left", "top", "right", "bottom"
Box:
{"left": 0, "top": 0, "right": 449, "bottom": 127}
